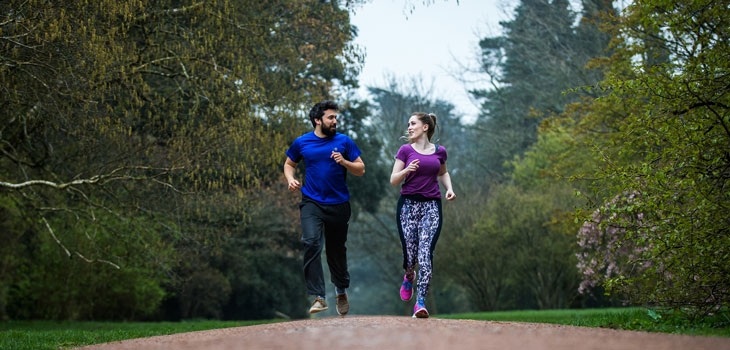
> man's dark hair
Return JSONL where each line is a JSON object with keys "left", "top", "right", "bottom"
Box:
{"left": 309, "top": 100, "right": 339, "bottom": 127}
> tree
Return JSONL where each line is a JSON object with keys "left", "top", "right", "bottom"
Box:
{"left": 339, "top": 97, "right": 389, "bottom": 215}
{"left": 445, "top": 183, "right": 580, "bottom": 311}
{"left": 0, "top": 0, "right": 364, "bottom": 320}
{"left": 470, "top": 0, "right": 581, "bottom": 182}
{"left": 440, "top": 0, "right": 618, "bottom": 311}
{"left": 571, "top": 0, "right": 730, "bottom": 316}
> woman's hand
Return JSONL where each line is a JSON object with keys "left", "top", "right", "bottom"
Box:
{"left": 405, "top": 159, "right": 420, "bottom": 173}
{"left": 444, "top": 190, "right": 456, "bottom": 201}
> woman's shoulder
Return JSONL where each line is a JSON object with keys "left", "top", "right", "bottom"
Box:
{"left": 394, "top": 143, "right": 414, "bottom": 159}
{"left": 396, "top": 143, "right": 413, "bottom": 152}
{"left": 435, "top": 144, "right": 448, "bottom": 157}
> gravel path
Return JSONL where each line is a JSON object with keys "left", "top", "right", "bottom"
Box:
{"left": 76, "top": 316, "right": 730, "bottom": 350}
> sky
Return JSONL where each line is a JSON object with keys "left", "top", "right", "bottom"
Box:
{"left": 350, "top": 0, "right": 514, "bottom": 123}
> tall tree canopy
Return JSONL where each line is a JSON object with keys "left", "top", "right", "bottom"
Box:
{"left": 0, "top": 0, "right": 364, "bottom": 320}
{"left": 471, "top": 0, "right": 581, "bottom": 181}
{"left": 554, "top": 0, "right": 730, "bottom": 316}
{"left": 443, "top": 0, "right": 615, "bottom": 312}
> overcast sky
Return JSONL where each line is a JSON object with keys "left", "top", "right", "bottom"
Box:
{"left": 350, "top": 0, "right": 514, "bottom": 122}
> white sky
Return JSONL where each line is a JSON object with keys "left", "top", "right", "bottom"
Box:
{"left": 350, "top": 0, "right": 513, "bottom": 122}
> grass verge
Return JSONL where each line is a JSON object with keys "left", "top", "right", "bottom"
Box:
{"left": 0, "top": 319, "right": 281, "bottom": 350}
{"left": 439, "top": 307, "right": 730, "bottom": 337}
{"left": 2, "top": 308, "right": 728, "bottom": 349}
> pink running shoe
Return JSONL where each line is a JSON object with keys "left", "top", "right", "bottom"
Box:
{"left": 412, "top": 301, "right": 429, "bottom": 318}
{"left": 399, "top": 273, "right": 414, "bottom": 301}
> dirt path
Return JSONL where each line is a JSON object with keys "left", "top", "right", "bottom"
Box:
{"left": 77, "top": 316, "right": 730, "bottom": 350}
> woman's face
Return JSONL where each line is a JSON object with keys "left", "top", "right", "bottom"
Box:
{"left": 407, "top": 115, "right": 427, "bottom": 141}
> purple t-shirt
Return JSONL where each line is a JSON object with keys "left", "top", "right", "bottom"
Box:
{"left": 395, "top": 143, "right": 447, "bottom": 199}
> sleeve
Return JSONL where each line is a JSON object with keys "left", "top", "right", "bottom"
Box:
{"left": 346, "top": 136, "right": 362, "bottom": 161}
{"left": 395, "top": 144, "right": 408, "bottom": 163}
{"left": 439, "top": 145, "right": 447, "bottom": 164}
{"left": 285, "top": 138, "right": 302, "bottom": 162}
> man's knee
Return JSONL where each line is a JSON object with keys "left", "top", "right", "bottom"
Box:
{"left": 302, "top": 239, "right": 323, "bottom": 257}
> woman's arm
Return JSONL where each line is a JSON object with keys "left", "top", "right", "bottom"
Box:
{"left": 390, "top": 158, "right": 420, "bottom": 186}
{"left": 438, "top": 163, "right": 456, "bottom": 200}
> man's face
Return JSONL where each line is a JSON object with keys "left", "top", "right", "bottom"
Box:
{"left": 318, "top": 109, "right": 338, "bottom": 136}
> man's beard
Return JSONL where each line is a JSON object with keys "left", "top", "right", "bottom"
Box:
{"left": 321, "top": 124, "right": 336, "bottom": 136}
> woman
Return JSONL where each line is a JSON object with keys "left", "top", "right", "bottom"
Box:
{"left": 390, "top": 112, "right": 456, "bottom": 318}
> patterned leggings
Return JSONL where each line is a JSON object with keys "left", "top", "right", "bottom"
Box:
{"left": 396, "top": 196, "right": 442, "bottom": 301}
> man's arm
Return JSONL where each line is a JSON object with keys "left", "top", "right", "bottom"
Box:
{"left": 343, "top": 156, "right": 366, "bottom": 177}
{"left": 284, "top": 158, "right": 301, "bottom": 192}
{"left": 331, "top": 152, "right": 365, "bottom": 177}
{"left": 330, "top": 151, "right": 365, "bottom": 176}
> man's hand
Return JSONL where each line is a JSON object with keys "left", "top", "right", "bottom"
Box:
{"left": 331, "top": 151, "right": 344, "bottom": 164}
{"left": 288, "top": 179, "right": 301, "bottom": 192}
{"left": 284, "top": 158, "right": 301, "bottom": 192}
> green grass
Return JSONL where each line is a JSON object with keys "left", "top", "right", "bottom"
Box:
{"left": 2, "top": 308, "right": 728, "bottom": 349}
{"left": 439, "top": 307, "right": 730, "bottom": 337}
{"left": 0, "top": 319, "right": 281, "bottom": 350}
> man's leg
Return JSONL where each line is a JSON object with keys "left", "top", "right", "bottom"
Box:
{"left": 323, "top": 201, "right": 351, "bottom": 316}
{"left": 300, "top": 198, "right": 326, "bottom": 298}
{"left": 324, "top": 201, "right": 351, "bottom": 291}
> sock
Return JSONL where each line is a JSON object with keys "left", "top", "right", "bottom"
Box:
{"left": 417, "top": 297, "right": 426, "bottom": 306}
{"left": 335, "top": 287, "right": 346, "bottom": 295}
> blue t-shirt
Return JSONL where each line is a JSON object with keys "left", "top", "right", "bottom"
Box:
{"left": 394, "top": 143, "right": 447, "bottom": 199}
{"left": 286, "top": 132, "right": 362, "bottom": 205}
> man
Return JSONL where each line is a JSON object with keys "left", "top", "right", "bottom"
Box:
{"left": 284, "top": 100, "right": 365, "bottom": 316}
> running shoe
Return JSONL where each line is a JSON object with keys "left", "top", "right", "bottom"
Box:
{"left": 309, "top": 296, "right": 328, "bottom": 314}
{"left": 336, "top": 293, "right": 349, "bottom": 316}
{"left": 400, "top": 273, "right": 414, "bottom": 301}
{"left": 412, "top": 301, "right": 429, "bottom": 318}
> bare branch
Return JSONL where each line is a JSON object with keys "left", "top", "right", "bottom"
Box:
{"left": 42, "top": 217, "right": 121, "bottom": 269}
{"left": 74, "top": 252, "right": 121, "bottom": 269}
{"left": 1, "top": 176, "right": 102, "bottom": 189}
{"left": 42, "top": 216, "right": 71, "bottom": 258}
{"left": 0, "top": 165, "right": 187, "bottom": 191}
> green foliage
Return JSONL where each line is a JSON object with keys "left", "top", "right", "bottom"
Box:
{"left": 178, "top": 268, "right": 232, "bottom": 320}
{"left": 214, "top": 185, "right": 307, "bottom": 320}
{"left": 339, "top": 97, "right": 389, "bottom": 214}
{"left": 7, "top": 213, "right": 170, "bottom": 320}
{"left": 1, "top": 0, "right": 363, "bottom": 320}
{"left": 426, "top": 0, "right": 617, "bottom": 313}
{"left": 509, "top": 127, "right": 577, "bottom": 189}
{"left": 444, "top": 184, "right": 581, "bottom": 311}
{"left": 568, "top": 0, "right": 730, "bottom": 316}
{"left": 470, "top": 0, "right": 608, "bottom": 182}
